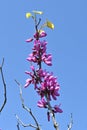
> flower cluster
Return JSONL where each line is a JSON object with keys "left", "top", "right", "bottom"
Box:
{"left": 27, "top": 40, "right": 52, "bottom": 66}
{"left": 36, "top": 69, "right": 60, "bottom": 100}
{"left": 25, "top": 10, "right": 63, "bottom": 121}
{"left": 25, "top": 68, "right": 60, "bottom": 100}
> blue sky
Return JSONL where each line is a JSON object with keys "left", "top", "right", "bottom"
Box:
{"left": 0, "top": 0, "right": 87, "bottom": 130}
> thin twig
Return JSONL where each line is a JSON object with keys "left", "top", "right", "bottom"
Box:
{"left": 16, "top": 114, "right": 37, "bottom": 128}
{"left": 51, "top": 113, "right": 59, "bottom": 130}
{"left": 36, "top": 18, "right": 41, "bottom": 29}
{"left": 17, "top": 122, "right": 20, "bottom": 130}
{"left": 15, "top": 80, "right": 41, "bottom": 130}
{"left": 46, "top": 96, "right": 59, "bottom": 130}
{"left": 67, "top": 113, "right": 73, "bottom": 130}
{"left": 0, "top": 58, "right": 7, "bottom": 112}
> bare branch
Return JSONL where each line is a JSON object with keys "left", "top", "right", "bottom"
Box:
{"left": 0, "top": 58, "right": 7, "bottom": 112}
{"left": 45, "top": 95, "right": 59, "bottom": 130}
{"left": 17, "top": 122, "right": 20, "bottom": 130}
{"left": 16, "top": 114, "right": 37, "bottom": 129}
{"left": 51, "top": 113, "right": 59, "bottom": 130}
{"left": 67, "top": 113, "right": 73, "bottom": 130}
{"left": 15, "top": 80, "right": 41, "bottom": 130}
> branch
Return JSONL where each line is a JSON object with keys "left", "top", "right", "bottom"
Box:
{"left": 16, "top": 114, "right": 37, "bottom": 129}
{"left": 15, "top": 80, "right": 41, "bottom": 130}
{"left": 46, "top": 97, "right": 59, "bottom": 130}
{"left": 67, "top": 113, "right": 73, "bottom": 130}
{"left": 0, "top": 58, "right": 7, "bottom": 112}
{"left": 17, "top": 122, "right": 20, "bottom": 130}
{"left": 51, "top": 113, "right": 59, "bottom": 130}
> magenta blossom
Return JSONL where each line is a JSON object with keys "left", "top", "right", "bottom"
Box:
{"left": 24, "top": 78, "right": 32, "bottom": 88}
{"left": 25, "top": 25, "right": 63, "bottom": 121}
{"left": 53, "top": 105, "right": 63, "bottom": 113}
{"left": 47, "top": 105, "right": 63, "bottom": 121}
{"left": 25, "top": 67, "right": 60, "bottom": 101}
{"left": 36, "top": 69, "right": 60, "bottom": 101}
{"left": 24, "top": 70, "right": 39, "bottom": 89}
{"left": 26, "top": 40, "right": 52, "bottom": 66}
{"left": 26, "top": 31, "right": 47, "bottom": 43}
{"left": 42, "top": 53, "right": 52, "bottom": 66}
{"left": 26, "top": 38, "right": 33, "bottom": 42}
{"left": 34, "top": 31, "right": 47, "bottom": 39}
{"left": 37, "top": 98, "right": 48, "bottom": 108}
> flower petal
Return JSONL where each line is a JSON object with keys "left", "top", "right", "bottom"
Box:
{"left": 26, "top": 38, "right": 33, "bottom": 42}
{"left": 24, "top": 78, "right": 32, "bottom": 88}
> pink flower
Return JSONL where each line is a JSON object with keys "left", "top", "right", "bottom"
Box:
{"left": 36, "top": 69, "right": 60, "bottom": 101}
{"left": 26, "top": 38, "right": 33, "bottom": 42}
{"left": 34, "top": 31, "right": 47, "bottom": 39}
{"left": 24, "top": 78, "right": 32, "bottom": 88}
{"left": 34, "top": 32, "right": 39, "bottom": 39}
{"left": 26, "top": 40, "right": 52, "bottom": 66}
{"left": 30, "top": 65, "right": 35, "bottom": 71}
{"left": 53, "top": 105, "right": 63, "bottom": 113}
{"left": 37, "top": 98, "right": 47, "bottom": 108}
{"left": 27, "top": 53, "right": 37, "bottom": 62}
{"left": 24, "top": 33, "right": 63, "bottom": 116}
{"left": 42, "top": 53, "right": 52, "bottom": 66}
{"left": 26, "top": 30, "right": 47, "bottom": 43}
{"left": 39, "top": 31, "right": 47, "bottom": 38}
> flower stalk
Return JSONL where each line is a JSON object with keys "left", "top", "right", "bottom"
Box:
{"left": 25, "top": 10, "right": 62, "bottom": 130}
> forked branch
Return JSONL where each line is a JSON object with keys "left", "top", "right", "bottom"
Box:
{"left": 15, "top": 80, "right": 41, "bottom": 130}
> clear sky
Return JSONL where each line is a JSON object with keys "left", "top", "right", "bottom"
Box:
{"left": 0, "top": 0, "right": 87, "bottom": 130}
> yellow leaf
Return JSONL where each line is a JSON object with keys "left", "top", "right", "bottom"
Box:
{"left": 26, "top": 13, "right": 32, "bottom": 18}
{"left": 46, "top": 21, "right": 54, "bottom": 29}
{"left": 32, "top": 10, "right": 43, "bottom": 15}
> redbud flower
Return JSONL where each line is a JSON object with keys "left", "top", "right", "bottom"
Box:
{"left": 25, "top": 11, "right": 63, "bottom": 122}
{"left": 37, "top": 98, "right": 47, "bottom": 108}
{"left": 53, "top": 105, "right": 63, "bottom": 113}
{"left": 42, "top": 53, "right": 52, "bottom": 66}
{"left": 36, "top": 69, "right": 60, "bottom": 101}
{"left": 26, "top": 40, "right": 52, "bottom": 66}
{"left": 24, "top": 78, "right": 32, "bottom": 88}
{"left": 26, "top": 38, "right": 33, "bottom": 42}
{"left": 47, "top": 105, "right": 63, "bottom": 122}
{"left": 39, "top": 30, "right": 47, "bottom": 38}
{"left": 26, "top": 31, "right": 47, "bottom": 43}
{"left": 30, "top": 65, "right": 35, "bottom": 71}
{"left": 34, "top": 31, "right": 47, "bottom": 39}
